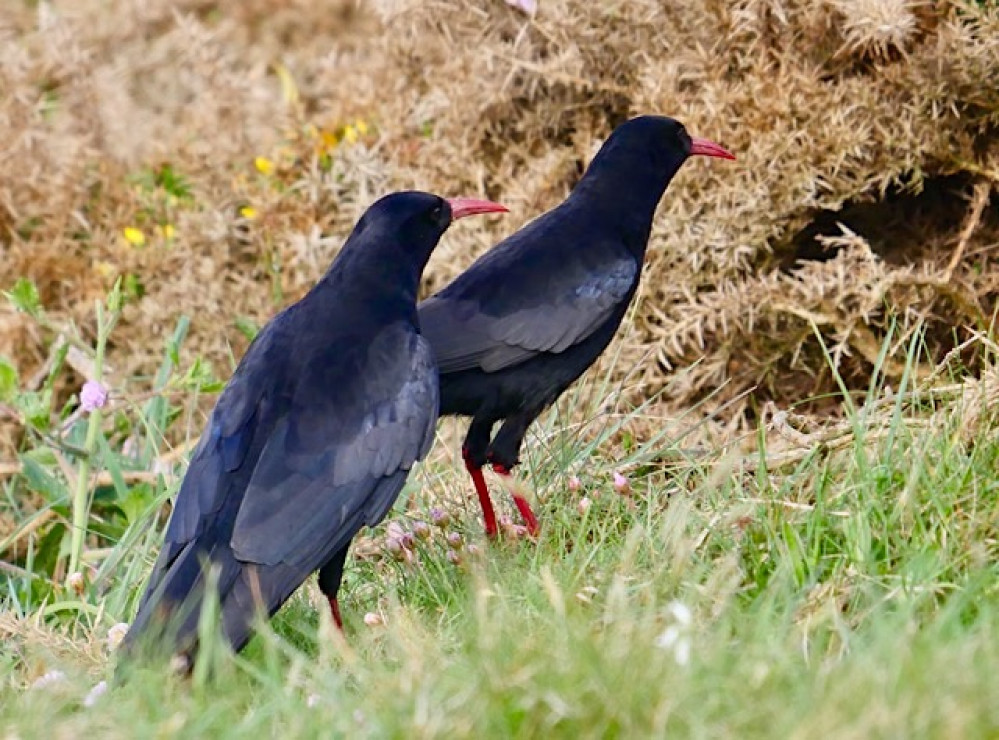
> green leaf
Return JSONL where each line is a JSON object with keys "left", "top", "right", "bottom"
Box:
{"left": 19, "top": 454, "right": 70, "bottom": 505}
{"left": 0, "top": 356, "right": 18, "bottom": 402}
{"left": 156, "top": 163, "right": 193, "bottom": 200}
{"left": 107, "top": 276, "right": 124, "bottom": 314}
{"left": 178, "top": 357, "right": 222, "bottom": 393}
{"left": 165, "top": 316, "right": 190, "bottom": 370}
{"left": 118, "top": 484, "right": 155, "bottom": 526}
{"left": 18, "top": 389, "right": 52, "bottom": 431}
{"left": 4, "top": 278, "right": 41, "bottom": 318}
{"left": 123, "top": 272, "right": 145, "bottom": 301}
{"left": 234, "top": 316, "right": 260, "bottom": 342}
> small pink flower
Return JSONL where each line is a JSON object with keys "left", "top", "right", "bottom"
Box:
{"left": 568, "top": 475, "right": 581, "bottom": 493}
{"left": 613, "top": 471, "right": 631, "bottom": 496}
{"left": 504, "top": 0, "right": 537, "bottom": 15}
{"left": 384, "top": 537, "right": 407, "bottom": 561}
{"left": 577, "top": 497, "right": 592, "bottom": 515}
{"left": 80, "top": 380, "right": 108, "bottom": 413}
{"left": 430, "top": 508, "right": 451, "bottom": 528}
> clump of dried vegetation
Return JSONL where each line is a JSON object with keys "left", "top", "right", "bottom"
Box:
{"left": 1, "top": 0, "right": 997, "bottom": 456}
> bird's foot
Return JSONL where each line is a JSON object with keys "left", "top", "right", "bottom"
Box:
{"left": 491, "top": 463, "right": 540, "bottom": 537}
{"left": 327, "top": 595, "right": 343, "bottom": 631}
{"left": 463, "top": 447, "right": 499, "bottom": 538}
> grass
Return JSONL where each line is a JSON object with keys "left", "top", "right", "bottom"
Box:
{"left": 2, "top": 306, "right": 998, "bottom": 738}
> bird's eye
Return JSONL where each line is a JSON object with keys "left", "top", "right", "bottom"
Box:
{"left": 431, "top": 205, "right": 443, "bottom": 220}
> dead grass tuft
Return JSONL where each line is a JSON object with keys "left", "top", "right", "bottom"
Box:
{"left": 1, "top": 0, "right": 998, "bottom": 452}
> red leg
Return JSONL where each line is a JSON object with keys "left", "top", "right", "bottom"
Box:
{"left": 463, "top": 446, "right": 498, "bottom": 538}
{"left": 492, "top": 464, "right": 540, "bottom": 536}
{"left": 327, "top": 595, "right": 343, "bottom": 630}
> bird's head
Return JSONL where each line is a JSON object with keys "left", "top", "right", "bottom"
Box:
{"left": 592, "top": 115, "right": 735, "bottom": 176}
{"left": 353, "top": 191, "right": 508, "bottom": 262}
{"left": 571, "top": 115, "right": 734, "bottom": 235}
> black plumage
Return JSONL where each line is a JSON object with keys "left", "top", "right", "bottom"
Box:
{"left": 418, "top": 116, "right": 734, "bottom": 537}
{"left": 123, "top": 191, "right": 506, "bottom": 661}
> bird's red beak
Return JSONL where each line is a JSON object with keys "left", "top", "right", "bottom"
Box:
{"left": 446, "top": 197, "right": 509, "bottom": 220}
{"left": 689, "top": 136, "right": 736, "bottom": 161}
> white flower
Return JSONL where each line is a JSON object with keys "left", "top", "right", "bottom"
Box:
{"left": 666, "top": 600, "right": 693, "bottom": 627}
{"left": 30, "top": 670, "right": 66, "bottom": 690}
{"left": 655, "top": 601, "right": 693, "bottom": 666}
{"left": 83, "top": 681, "right": 108, "bottom": 708}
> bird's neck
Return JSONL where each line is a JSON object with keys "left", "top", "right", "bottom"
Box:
{"left": 570, "top": 155, "right": 685, "bottom": 256}
{"left": 312, "top": 241, "right": 422, "bottom": 323}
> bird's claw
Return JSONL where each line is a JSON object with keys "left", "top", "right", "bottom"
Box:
{"left": 491, "top": 468, "right": 540, "bottom": 538}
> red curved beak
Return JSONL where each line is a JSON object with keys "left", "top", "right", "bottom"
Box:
{"left": 689, "top": 136, "right": 736, "bottom": 161}
{"left": 446, "top": 197, "right": 509, "bottom": 220}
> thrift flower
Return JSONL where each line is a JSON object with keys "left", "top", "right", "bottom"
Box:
{"left": 122, "top": 227, "right": 145, "bottom": 247}
{"left": 613, "top": 470, "right": 631, "bottom": 496}
{"left": 80, "top": 380, "right": 108, "bottom": 413}
{"left": 107, "top": 622, "right": 130, "bottom": 651}
{"left": 412, "top": 520, "right": 431, "bottom": 540}
{"left": 577, "top": 496, "right": 592, "bottom": 515}
{"left": 66, "top": 571, "right": 85, "bottom": 596}
{"left": 384, "top": 536, "right": 406, "bottom": 561}
{"left": 568, "top": 474, "right": 581, "bottom": 492}
{"left": 430, "top": 507, "right": 450, "bottom": 528}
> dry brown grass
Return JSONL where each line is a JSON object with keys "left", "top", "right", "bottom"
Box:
{"left": 1, "top": 0, "right": 998, "bottom": 454}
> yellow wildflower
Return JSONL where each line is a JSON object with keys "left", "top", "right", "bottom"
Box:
{"left": 240, "top": 206, "right": 258, "bottom": 220}
{"left": 343, "top": 125, "right": 359, "bottom": 144}
{"left": 355, "top": 119, "right": 370, "bottom": 135}
{"left": 320, "top": 129, "right": 339, "bottom": 153}
{"left": 94, "top": 261, "right": 115, "bottom": 278}
{"left": 123, "top": 227, "right": 145, "bottom": 247}
{"left": 254, "top": 156, "right": 275, "bottom": 176}
{"left": 273, "top": 62, "right": 300, "bottom": 107}
{"left": 159, "top": 223, "right": 176, "bottom": 240}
